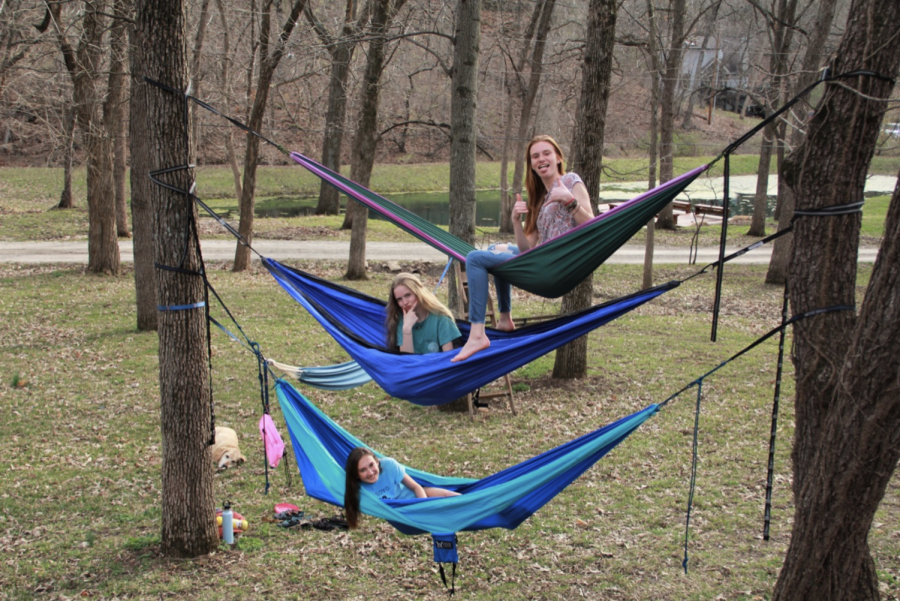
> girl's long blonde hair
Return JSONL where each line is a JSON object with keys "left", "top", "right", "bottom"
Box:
{"left": 385, "top": 273, "right": 455, "bottom": 349}
{"left": 523, "top": 135, "right": 566, "bottom": 236}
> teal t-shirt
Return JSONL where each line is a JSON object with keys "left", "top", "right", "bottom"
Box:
{"left": 396, "top": 313, "right": 461, "bottom": 354}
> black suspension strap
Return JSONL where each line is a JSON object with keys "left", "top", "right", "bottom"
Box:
{"left": 705, "top": 69, "right": 892, "bottom": 342}
{"left": 763, "top": 282, "right": 790, "bottom": 541}
{"left": 657, "top": 302, "right": 854, "bottom": 573}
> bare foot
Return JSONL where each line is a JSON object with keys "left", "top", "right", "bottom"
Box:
{"left": 451, "top": 336, "right": 490, "bottom": 362}
{"left": 495, "top": 317, "right": 516, "bottom": 332}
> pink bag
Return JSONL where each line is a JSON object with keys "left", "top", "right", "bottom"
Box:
{"left": 259, "top": 414, "right": 285, "bottom": 468}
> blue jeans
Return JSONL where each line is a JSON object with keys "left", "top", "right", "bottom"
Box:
{"left": 465, "top": 244, "right": 519, "bottom": 324}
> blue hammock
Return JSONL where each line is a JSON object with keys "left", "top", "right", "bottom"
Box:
{"left": 277, "top": 378, "right": 658, "bottom": 535}
{"left": 265, "top": 258, "right": 678, "bottom": 405}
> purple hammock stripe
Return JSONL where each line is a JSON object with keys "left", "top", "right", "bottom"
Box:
{"left": 289, "top": 152, "right": 468, "bottom": 261}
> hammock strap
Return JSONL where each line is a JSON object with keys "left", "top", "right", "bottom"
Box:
{"left": 656, "top": 301, "right": 854, "bottom": 573}
{"left": 705, "top": 199, "right": 865, "bottom": 339}
{"left": 256, "top": 342, "right": 272, "bottom": 494}
{"left": 763, "top": 281, "right": 790, "bottom": 541}
{"left": 710, "top": 153, "right": 731, "bottom": 341}
{"left": 682, "top": 378, "right": 703, "bottom": 574}
{"left": 438, "top": 563, "right": 456, "bottom": 597}
{"left": 705, "top": 68, "right": 890, "bottom": 341}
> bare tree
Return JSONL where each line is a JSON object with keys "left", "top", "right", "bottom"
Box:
{"left": 642, "top": 0, "right": 661, "bottom": 290}
{"left": 50, "top": 0, "right": 121, "bottom": 274}
{"left": 57, "top": 106, "right": 77, "bottom": 209}
{"left": 770, "top": 1, "right": 900, "bottom": 596}
{"left": 309, "top": 0, "right": 371, "bottom": 216}
{"left": 233, "top": 0, "right": 309, "bottom": 272}
{"left": 130, "top": 0, "right": 157, "bottom": 331}
{"left": 748, "top": 0, "right": 799, "bottom": 237}
{"left": 106, "top": 0, "right": 130, "bottom": 238}
{"left": 655, "top": 0, "right": 686, "bottom": 230}
{"left": 345, "top": 0, "right": 407, "bottom": 278}
{"left": 138, "top": 0, "right": 219, "bottom": 556}
{"left": 551, "top": 0, "right": 614, "bottom": 380}
{"left": 497, "top": 0, "right": 555, "bottom": 234}
{"left": 680, "top": 0, "right": 721, "bottom": 129}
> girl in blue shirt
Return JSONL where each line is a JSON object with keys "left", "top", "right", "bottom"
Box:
{"left": 345, "top": 447, "right": 459, "bottom": 529}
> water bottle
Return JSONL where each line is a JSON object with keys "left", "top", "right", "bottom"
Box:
{"left": 222, "top": 501, "right": 234, "bottom": 544}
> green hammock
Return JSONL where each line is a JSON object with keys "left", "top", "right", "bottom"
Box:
{"left": 290, "top": 151, "right": 708, "bottom": 298}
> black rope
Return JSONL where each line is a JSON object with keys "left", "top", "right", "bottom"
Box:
{"left": 705, "top": 69, "right": 890, "bottom": 343}
{"left": 656, "top": 302, "right": 854, "bottom": 573}
{"left": 763, "top": 282, "right": 790, "bottom": 541}
{"left": 681, "top": 378, "right": 703, "bottom": 574}
{"left": 711, "top": 153, "right": 731, "bottom": 341}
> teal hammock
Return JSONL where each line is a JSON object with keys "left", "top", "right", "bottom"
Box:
{"left": 278, "top": 378, "right": 657, "bottom": 535}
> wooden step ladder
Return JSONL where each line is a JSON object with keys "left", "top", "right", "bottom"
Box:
{"left": 453, "top": 262, "right": 517, "bottom": 420}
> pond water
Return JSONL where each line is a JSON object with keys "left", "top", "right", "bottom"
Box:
{"left": 249, "top": 172, "right": 898, "bottom": 223}
{"left": 252, "top": 189, "right": 774, "bottom": 222}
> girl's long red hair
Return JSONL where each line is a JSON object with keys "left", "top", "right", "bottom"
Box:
{"left": 523, "top": 135, "right": 566, "bottom": 236}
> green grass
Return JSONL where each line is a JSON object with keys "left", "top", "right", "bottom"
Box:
{"left": 1, "top": 261, "right": 898, "bottom": 600}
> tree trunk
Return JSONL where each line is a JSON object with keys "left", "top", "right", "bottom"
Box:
{"left": 316, "top": 40, "right": 355, "bottom": 216}
{"left": 447, "top": 0, "right": 481, "bottom": 312}
{"left": 642, "top": 0, "right": 660, "bottom": 290}
{"left": 345, "top": 0, "right": 402, "bottom": 279}
{"left": 773, "top": 2, "right": 900, "bottom": 596}
{"left": 138, "top": 0, "right": 219, "bottom": 557}
{"left": 498, "top": 0, "right": 544, "bottom": 235}
{"left": 656, "top": 0, "right": 685, "bottom": 230}
{"left": 214, "top": 0, "right": 243, "bottom": 201}
{"left": 505, "top": 0, "right": 555, "bottom": 235}
{"left": 308, "top": 0, "right": 366, "bottom": 218}
{"left": 57, "top": 106, "right": 76, "bottom": 209}
{"left": 233, "top": 0, "right": 308, "bottom": 272}
{"left": 130, "top": 9, "right": 157, "bottom": 331}
{"left": 749, "top": 0, "right": 798, "bottom": 238}
{"left": 53, "top": 0, "right": 121, "bottom": 274}
{"left": 766, "top": 0, "right": 838, "bottom": 284}
{"left": 749, "top": 123, "right": 773, "bottom": 236}
{"left": 106, "top": 0, "right": 130, "bottom": 239}
{"left": 552, "top": 0, "right": 614, "bottom": 379}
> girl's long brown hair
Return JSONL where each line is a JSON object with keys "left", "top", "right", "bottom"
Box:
{"left": 523, "top": 135, "right": 566, "bottom": 236}
{"left": 344, "top": 447, "right": 377, "bottom": 529}
{"left": 385, "top": 273, "right": 455, "bottom": 349}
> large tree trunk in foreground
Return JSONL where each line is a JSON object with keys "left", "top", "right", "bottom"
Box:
{"left": 447, "top": 0, "right": 481, "bottom": 313}
{"left": 138, "top": 0, "right": 219, "bottom": 557}
{"left": 773, "top": 2, "right": 900, "bottom": 597}
{"left": 551, "top": 0, "right": 613, "bottom": 379}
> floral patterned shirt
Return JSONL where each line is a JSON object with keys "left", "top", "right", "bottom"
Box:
{"left": 536, "top": 172, "right": 584, "bottom": 244}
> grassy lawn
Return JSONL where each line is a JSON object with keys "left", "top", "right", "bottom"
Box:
{"left": 1, "top": 260, "right": 898, "bottom": 600}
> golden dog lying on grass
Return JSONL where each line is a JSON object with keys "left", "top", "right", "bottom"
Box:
{"left": 211, "top": 427, "right": 246, "bottom": 470}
